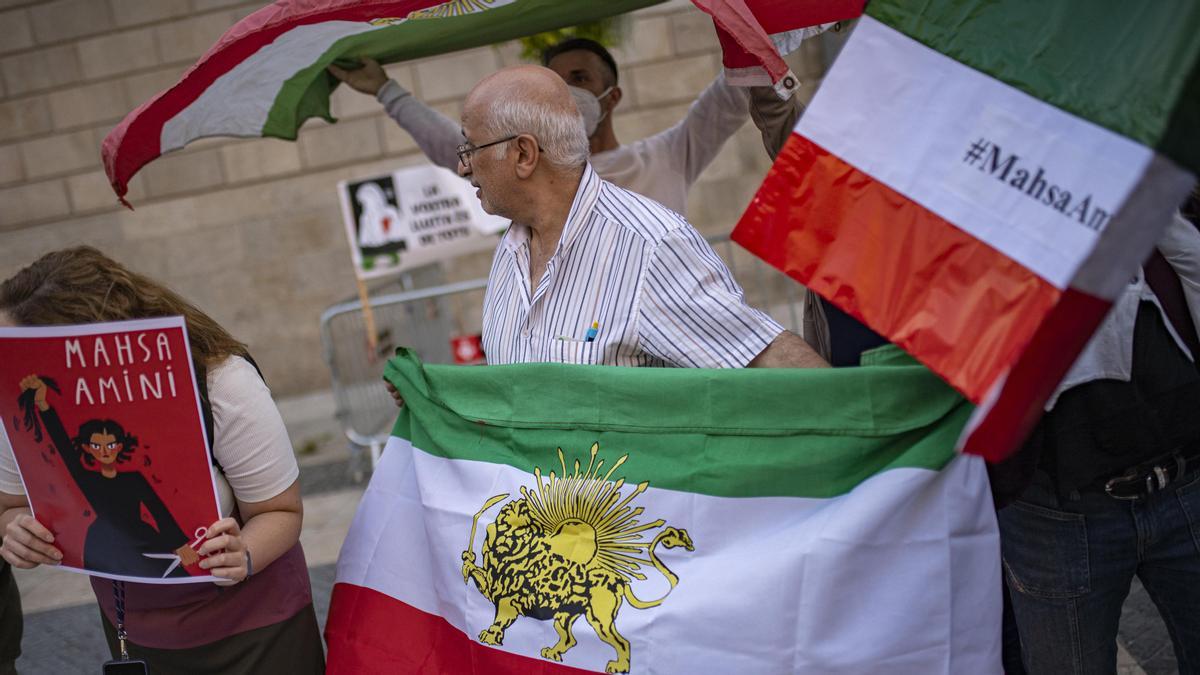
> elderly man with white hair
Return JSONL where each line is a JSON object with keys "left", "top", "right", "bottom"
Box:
{"left": 457, "top": 66, "right": 826, "bottom": 369}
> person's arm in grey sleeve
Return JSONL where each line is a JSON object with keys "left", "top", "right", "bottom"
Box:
{"left": 328, "top": 57, "right": 461, "bottom": 171}
{"left": 375, "top": 80, "right": 463, "bottom": 171}
{"left": 656, "top": 73, "right": 751, "bottom": 186}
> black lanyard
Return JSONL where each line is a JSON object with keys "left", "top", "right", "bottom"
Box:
{"left": 112, "top": 580, "right": 130, "bottom": 659}
{"left": 104, "top": 581, "right": 148, "bottom": 673}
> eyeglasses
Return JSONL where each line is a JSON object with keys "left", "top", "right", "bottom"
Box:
{"left": 456, "top": 135, "right": 518, "bottom": 169}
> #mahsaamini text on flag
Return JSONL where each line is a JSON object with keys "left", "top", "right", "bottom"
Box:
{"left": 324, "top": 347, "right": 1001, "bottom": 674}
{"left": 733, "top": 0, "right": 1200, "bottom": 460}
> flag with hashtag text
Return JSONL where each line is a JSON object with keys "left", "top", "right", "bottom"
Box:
{"left": 732, "top": 1, "right": 1200, "bottom": 459}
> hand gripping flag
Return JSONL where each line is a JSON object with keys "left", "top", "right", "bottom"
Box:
{"left": 324, "top": 347, "right": 1002, "bottom": 674}
{"left": 732, "top": 1, "right": 1200, "bottom": 459}
{"left": 691, "top": 0, "right": 864, "bottom": 91}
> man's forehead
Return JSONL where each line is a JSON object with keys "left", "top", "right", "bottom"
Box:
{"left": 460, "top": 108, "right": 487, "bottom": 139}
{"left": 547, "top": 49, "right": 609, "bottom": 78}
{"left": 460, "top": 103, "right": 482, "bottom": 138}
{"left": 461, "top": 76, "right": 507, "bottom": 134}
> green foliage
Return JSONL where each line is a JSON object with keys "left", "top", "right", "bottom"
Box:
{"left": 517, "top": 18, "right": 625, "bottom": 63}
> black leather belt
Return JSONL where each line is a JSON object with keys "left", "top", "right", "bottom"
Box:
{"left": 1102, "top": 452, "right": 1194, "bottom": 500}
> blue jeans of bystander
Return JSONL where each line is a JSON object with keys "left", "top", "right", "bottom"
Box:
{"left": 998, "top": 467, "right": 1200, "bottom": 674}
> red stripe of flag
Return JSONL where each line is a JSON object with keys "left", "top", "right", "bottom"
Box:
{"left": 325, "top": 583, "right": 602, "bottom": 675}
{"left": 732, "top": 133, "right": 1064, "bottom": 404}
{"left": 960, "top": 287, "right": 1110, "bottom": 460}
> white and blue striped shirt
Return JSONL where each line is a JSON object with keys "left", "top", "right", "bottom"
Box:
{"left": 481, "top": 164, "right": 784, "bottom": 367}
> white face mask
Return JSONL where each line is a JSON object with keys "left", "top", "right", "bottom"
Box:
{"left": 568, "top": 85, "right": 613, "bottom": 137}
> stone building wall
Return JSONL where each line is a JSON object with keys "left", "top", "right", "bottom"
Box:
{"left": 0, "top": 0, "right": 832, "bottom": 396}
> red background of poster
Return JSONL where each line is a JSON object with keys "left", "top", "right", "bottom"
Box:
{"left": 0, "top": 318, "right": 219, "bottom": 579}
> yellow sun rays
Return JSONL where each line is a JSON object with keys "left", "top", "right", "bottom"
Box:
{"left": 521, "top": 443, "right": 660, "bottom": 581}
{"left": 408, "top": 0, "right": 500, "bottom": 20}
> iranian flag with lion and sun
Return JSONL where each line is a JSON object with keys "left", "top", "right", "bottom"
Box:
{"left": 324, "top": 348, "right": 1001, "bottom": 674}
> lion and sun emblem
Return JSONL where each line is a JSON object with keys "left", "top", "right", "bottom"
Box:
{"left": 461, "top": 443, "right": 695, "bottom": 674}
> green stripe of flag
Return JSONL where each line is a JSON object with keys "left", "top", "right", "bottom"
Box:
{"left": 384, "top": 346, "right": 972, "bottom": 499}
{"left": 866, "top": 0, "right": 1200, "bottom": 173}
{"left": 263, "top": 0, "right": 666, "bottom": 139}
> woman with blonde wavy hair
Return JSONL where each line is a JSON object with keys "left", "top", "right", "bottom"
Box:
{"left": 0, "top": 246, "right": 324, "bottom": 673}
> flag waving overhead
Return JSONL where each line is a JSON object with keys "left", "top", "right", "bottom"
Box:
{"left": 733, "top": 1, "right": 1200, "bottom": 460}
{"left": 99, "top": 0, "right": 665, "bottom": 206}
{"left": 101, "top": 0, "right": 855, "bottom": 206}
{"left": 324, "top": 347, "right": 1001, "bottom": 674}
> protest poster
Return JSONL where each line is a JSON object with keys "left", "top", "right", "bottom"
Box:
{"left": 0, "top": 317, "right": 221, "bottom": 584}
{"left": 338, "top": 165, "right": 508, "bottom": 280}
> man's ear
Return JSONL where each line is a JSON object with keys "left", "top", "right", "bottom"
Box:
{"left": 514, "top": 134, "right": 540, "bottom": 179}
{"left": 606, "top": 86, "right": 623, "bottom": 112}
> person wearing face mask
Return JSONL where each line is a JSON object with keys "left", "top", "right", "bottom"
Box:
{"left": 328, "top": 37, "right": 752, "bottom": 216}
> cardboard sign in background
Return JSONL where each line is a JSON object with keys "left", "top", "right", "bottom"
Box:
{"left": 0, "top": 317, "right": 221, "bottom": 583}
{"left": 339, "top": 165, "right": 507, "bottom": 279}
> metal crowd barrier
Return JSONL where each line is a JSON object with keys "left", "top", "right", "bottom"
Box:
{"left": 319, "top": 276, "right": 489, "bottom": 470}
{"left": 319, "top": 234, "right": 805, "bottom": 473}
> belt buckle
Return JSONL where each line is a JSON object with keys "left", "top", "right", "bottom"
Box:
{"left": 1104, "top": 474, "right": 1142, "bottom": 500}
{"left": 1103, "top": 456, "right": 1184, "bottom": 500}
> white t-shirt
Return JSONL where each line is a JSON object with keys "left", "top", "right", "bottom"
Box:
{"left": 0, "top": 356, "right": 299, "bottom": 517}
{"left": 586, "top": 78, "right": 751, "bottom": 217}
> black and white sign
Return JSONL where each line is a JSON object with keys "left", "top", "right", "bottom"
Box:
{"left": 338, "top": 165, "right": 507, "bottom": 278}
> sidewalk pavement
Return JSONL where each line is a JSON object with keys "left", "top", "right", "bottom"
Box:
{"left": 10, "top": 390, "right": 1175, "bottom": 673}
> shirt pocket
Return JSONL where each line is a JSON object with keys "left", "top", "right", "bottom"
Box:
{"left": 534, "top": 336, "right": 600, "bottom": 365}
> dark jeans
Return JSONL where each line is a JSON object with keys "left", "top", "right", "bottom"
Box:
{"left": 0, "top": 561, "right": 20, "bottom": 671}
{"left": 998, "top": 467, "right": 1200, "bottom": 674}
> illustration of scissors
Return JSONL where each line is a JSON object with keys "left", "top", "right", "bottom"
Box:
{"left": 142, "top": 526, "right": 207, "bottom": 578}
